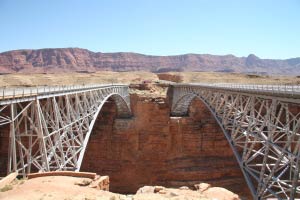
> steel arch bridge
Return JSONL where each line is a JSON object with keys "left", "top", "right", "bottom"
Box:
{"left": 168, "top": 83, "right": 300, "bottom": 200}
{"left": 0, "top": 84, "right": 131, "bottom": 177}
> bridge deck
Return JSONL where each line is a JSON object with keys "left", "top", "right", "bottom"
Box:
{"left": 172, "top": 83, "right": 300, "bottom": 102}
{"left": 0, "top": 84, "right": 128, "bottom": 105}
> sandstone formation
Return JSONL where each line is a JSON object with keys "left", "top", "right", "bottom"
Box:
{"left": 0, "top": 48, "right": 299, "bottom": 75}
{"left": 135, "top": 185, "right": 240, "bottom": 200}
{"left": 156, "top": 73, "right": 183, "bottom": 83}
{"left": 0, "top": 174, "right": 241, "bottom": 200}
{"left": 0, "top": 176, "right": 118, "bottom": 200}
{"left": 80, "top": 89, "right": 251, "bottom": 199}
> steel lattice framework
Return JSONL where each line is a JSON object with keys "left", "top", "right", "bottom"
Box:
{"left": 169, "top": 84, "right": 300, "bottom": 200}
{"left": 0, "top": 84, "right": 131, "bottom": 177}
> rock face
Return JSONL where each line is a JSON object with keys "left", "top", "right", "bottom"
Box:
{"left": 0, "top": 48, "right": 299, "bottom": 75}
{"left": 156, "top": 73, "right": 183, "bottom": 83}
{"left": 0, "top": 174, "right": 241, "bottom": 200}
{"left": 135, "top": 185, "right": 241, "bottom": 200}
{"left": 81, "top": 93, "right": 251, "bottom": 199}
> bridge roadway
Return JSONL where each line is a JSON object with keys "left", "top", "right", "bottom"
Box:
{"left": 185, "top": 83, "right": 300, "bottom": 99}
{"left": 0, "top": 83, "right": 299, "bottom": 200}
{"left": 1, "top": 83, "right": 299, "bottom": 100}
{"left": 0, "top": 84, "right": 128, "bottom": 105}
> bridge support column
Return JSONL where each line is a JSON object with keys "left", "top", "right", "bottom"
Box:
{"left": 8, "top": 104, "right": 17, "bottom": 174}
{"left": 36, "top": 100, "right": 50, "bottom": 172}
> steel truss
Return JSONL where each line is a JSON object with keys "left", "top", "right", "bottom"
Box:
{"left": 0, "top": 85, "right": 131, "bottom": 177}
{"left": 169, "top": 85, "right": 300, "bottom": 200}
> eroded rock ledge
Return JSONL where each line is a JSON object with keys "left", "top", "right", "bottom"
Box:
{"left": 134, "top": 184, "right": 240, "bottom": 200}
{"left": 0, "top": 173, "right": 241, "bottom": 200}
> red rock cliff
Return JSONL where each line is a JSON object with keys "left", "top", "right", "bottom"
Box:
{"left": 1, "top": 48, "right": 299, "bottom": 75}
{"left": 81, "top": 94, "right": 251, "bottom": 198}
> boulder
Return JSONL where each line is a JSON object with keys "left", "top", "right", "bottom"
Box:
{"left": 136, "top": 186, "right": 155, "bottom": 194}
{"left": 74, "top": 178, "right": 92, "bottom": 186}
{"left": 202, "top": 187, "right": 240, "bottom": 200}
{"left": 179, "top": 186, "right": 189, "bottom": 190}
{"left": 154, "top": 186, "right": 165, "bottom": 193}
{"left": 194, "top": 183, "right": 211, "bottom": 192}
{"left": 89, "top": 175, "right": 109, "bottom": 191}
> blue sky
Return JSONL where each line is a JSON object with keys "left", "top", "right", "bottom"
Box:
{"left": 0, "top": 0, "right": 299, "bottom": 59}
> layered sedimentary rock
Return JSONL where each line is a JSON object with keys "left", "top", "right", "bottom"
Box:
{"left": 0, "top": 174, "right": 241, "bottom": 200}
{"left": 0, "top": 48, "right": 300, "bottom": 75}
{"left": 0, "top": 110, "right": 10, "bottom": 176}
{"left": 81, "top": 94, "right": 251, "bottom": 198}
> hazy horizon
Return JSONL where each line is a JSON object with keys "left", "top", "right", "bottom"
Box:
{"left": 1, "top": 47, "right": 300, "bottom": 60}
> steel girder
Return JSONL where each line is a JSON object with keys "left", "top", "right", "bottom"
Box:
{"left": 169, "top": 85, "right": 300, "bottom": 200}
{"left": 0, "top": 85, "right": 131, "bottom": 177}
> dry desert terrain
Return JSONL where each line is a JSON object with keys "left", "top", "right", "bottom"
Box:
{"left": 0, "top": 71, "right": 298, "bottom": 87}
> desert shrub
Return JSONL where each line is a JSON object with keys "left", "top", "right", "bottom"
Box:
{"left": 246, "top": 74, "right": 262, "bottom": 78}
{"left": 0, "top": 185, "right": 13, "bottom": 192}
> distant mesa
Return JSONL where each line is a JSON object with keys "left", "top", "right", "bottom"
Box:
{"left": 246, "top": 53, "right": 259, "bottom": 62}
{"left": 245, "top": 54, "right": 260, "bottom": 66}
{"left": 0, "top": 48, "right": 299, "bottom": 75}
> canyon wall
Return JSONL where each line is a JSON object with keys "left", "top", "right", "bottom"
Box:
{"left": 1, "top": 48, "right": 300, "bottom": 75}
{"left": 81, "top": 94, "right": 251, "bottom": 198}
{"left": 0, "top": 113, "right": 10, "bottom": 176}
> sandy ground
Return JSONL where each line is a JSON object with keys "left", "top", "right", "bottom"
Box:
{"left": 0, "top": 71, "right": 298, "bottom": 87}
{"left": 0, "top": 176, "right": 240, "bottom": 200}
{"left": 0, "top": 72, "right": 158, "bottom": 87}
{"left": 0, "top": 176, "right": 119, "bottom": 200}
{"left": 172, "top": 72, "right": 300, "bottom": 85}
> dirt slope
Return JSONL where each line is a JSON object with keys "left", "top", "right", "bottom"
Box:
{"left": 0, "top": 71, "right": 298, "bottom": 88}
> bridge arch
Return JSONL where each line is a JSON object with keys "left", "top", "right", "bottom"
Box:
{"left": 171, "top": 93, "right": 199, "bottom": 116}
{"left": 76, "top": 93, "right": 131, "bottom": 171}
{"left": 169, "top": 86, "right": 300, "bottom": 200}
{"left": 172, "top": 93, "right": 256, "bottom": 196}
{"left": 105, "top": 93, "right": 131, "bottom": 118}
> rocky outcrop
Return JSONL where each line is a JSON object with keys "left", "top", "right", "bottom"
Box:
{"left": 0, "top": 173, "right": 241, "bottom": 200}
{"left": 0, "top": 48, "right": 299, "bottom": 75}
{"left": 156, "top": 73, "right": 183, "bottom": 83}
{"left": 135, "top": 185, "right": 240, "bottom": 200}
{"left": 81, "top": 92, "right": 251, "bottom": 199}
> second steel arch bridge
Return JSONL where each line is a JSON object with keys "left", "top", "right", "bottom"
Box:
{"left": 168, "top": 83, "right": 300, "bottom": 200}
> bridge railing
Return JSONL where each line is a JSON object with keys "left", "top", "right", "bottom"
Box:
{"left": 187, "top": 83, "right": 300, "bottom": 97}
{"left": 0, "top": 84, "right": 127, "bottom": 100}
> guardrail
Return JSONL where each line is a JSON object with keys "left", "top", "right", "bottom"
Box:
{"left": 0, "top": 84, "right": 127, "bottom": 101}
{"left": 179, "top": 83, "right": 300, "bottom": 97}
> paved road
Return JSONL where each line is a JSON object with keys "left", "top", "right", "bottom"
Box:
{"left": 177, "top": 83, "right": 300, "bottom": 97}
{"left": 0, "top": 84, "right": 125, "bottom": 100}
{"left": 1, "top": 83, "right": 300, "bottom": 101}
{"left": 183, "top": 83, "right": 300, "bottom": 94}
